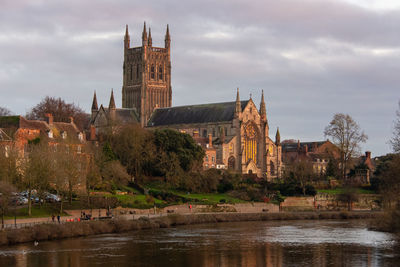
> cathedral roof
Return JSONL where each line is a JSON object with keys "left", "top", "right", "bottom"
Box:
{"left": 148, "top": 100, "right": 249, "bottom": 127}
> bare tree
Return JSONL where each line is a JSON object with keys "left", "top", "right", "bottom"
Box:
{"left": 390, "top": 101, "right": 400, "bottom": 153}
{"left": 26, "top": 96, "right": 89, "bottom": 130}
{"left": 0, "top": 107, "right": 12, "bottom": 116}
{"left": 0, "top": 181, "right": 16, "bottom": 228}
{"left": 324, "top": 113, "right": 367, "bottom": 179}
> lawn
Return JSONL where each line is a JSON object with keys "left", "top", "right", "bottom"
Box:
{"left": 109, "top": 193, "right": 165, "bottom": 209}
{"left": 317, "top": 188, "right": 376, "bottom": 195}
{"left": 172, "top": 191, "right": 245, "bottom": 205}
{"left": 5, "top": 204, "right": 68, "bottom": 219}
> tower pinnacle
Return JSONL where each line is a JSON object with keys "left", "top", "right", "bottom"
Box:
{"left": 148, "top": 27, "right": 152, "bottom": 46}
{"left": 109, "top": 89, "right": 116, "bottom": 109}
{"left": 165, "top": 24, "right": 170, "bottom": 48}
{"left": 91, "top": 91, "right": 98, "bottom": 110}
{"left": 142, "top": 22, "right": 147, "bottom": 46}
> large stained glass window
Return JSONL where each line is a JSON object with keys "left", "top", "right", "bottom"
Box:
{"left": 244, "top": 124, "right": 258, "bottom": 164}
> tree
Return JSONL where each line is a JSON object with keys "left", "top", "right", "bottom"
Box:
{"left": 324, "top": 113, "right": 367, "bottom": 179}
{"left": 23, "top": 143, "right": 54, "bottom": 215}
{"left": 0, "top": 145, "right": 20, "bottom": 186}
{"left": 287, "top": 160, "right": 314, "bottom": 196}
{"left": 337, "top": 187, "right": 359, "bottom": 211}
{"left": 0, "top": 181, "right": 16, "bottom": 229}
{"left": 390, "top": 101, "right": 400, "bottom": 153}
{"left": 26, "top": 96, "right": 89, "bottom": 130}
{"left": 0, "top": 107, "right": 12, "bottom": 116}
{"left": 109, "top": 124, "right": 156, "bottom": 180}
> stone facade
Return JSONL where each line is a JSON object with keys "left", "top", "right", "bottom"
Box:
{"left": 122, "top": 23, "right": 172, "bottom": 127}
{"left": 148, "top": 89, "right": 283, "bottom": 180}
{"left": 91, "top": 23, "right": 283, "bottom": 180}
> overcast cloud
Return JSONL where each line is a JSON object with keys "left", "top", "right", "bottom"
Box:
{"left": 0, "top": 0, "right": 399, "bottom": 156}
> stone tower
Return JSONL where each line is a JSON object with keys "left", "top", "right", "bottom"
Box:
{"left": 122, "top": 23, "right": 172, "bottom": 127}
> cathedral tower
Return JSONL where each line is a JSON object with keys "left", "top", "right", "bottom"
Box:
{"left": 122, "top": 23, "right": 172, "bottom": 126}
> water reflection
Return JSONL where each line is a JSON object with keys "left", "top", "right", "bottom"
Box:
{"left": 0, "top": 220, "right": 398, "bottom": 267}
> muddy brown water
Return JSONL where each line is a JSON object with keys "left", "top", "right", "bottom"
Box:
{"left": 0, "top": 220, "right": 398, "bottom": 267}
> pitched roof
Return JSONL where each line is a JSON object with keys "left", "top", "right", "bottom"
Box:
{"left": 148, "top": 100, "right": 249, "bottom": 127}
{"left": 282, "top": 141, "right": 327, "bottom": 152}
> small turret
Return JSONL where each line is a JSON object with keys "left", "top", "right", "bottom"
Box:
{"left": 142, "top": 22, "right": 148, "bottom": 46}
{"left": 260, "top": 90, "right": 266, "bottom": 121}
{"left": 148, "top": 27, "right": 152, "bottom": 46}
{"left": 235, "top": 88, "right": 241, "bottom": 118}
{"left": 165, "top": 24, "right": 170, "bottom": 48}
{"left": 275, "top": 127, "right": 281, "bottom": 146}
{"left": 124, "top": 24, "right": 130, "bottom": 50}
{"left": 109, "top": 89, "right": 116, "bottom": 109}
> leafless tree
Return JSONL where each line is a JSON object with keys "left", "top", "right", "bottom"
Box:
{"left": 390, "top": 101, "right": 400, "bottom": 153}
{"left": 26, "top": 96, "right": 89, "bottom": 130}
{"left": 0, "top": 107, "right": 12, "bottom": 116}
{"left": 0, "top": 181, "right": 16, "bottom": 228}
{"left": 324, "top": 113, "right": 367, "bottom": 179}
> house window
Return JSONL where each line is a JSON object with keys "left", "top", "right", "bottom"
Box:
{"left": 158, "top": 66, "right": 163, "bottom": 80}
{"left": 203, "top": 129, "right": 207, "bottom": 137}
{"left": 48, "top": 130, "right": 53, "bottom": 138}
{"left": 61, "top": 131, "right": 67, "bottom": 139}
{"left": 212, "top": 156, "right": 215, "bottom": 163}
{"left": 77, "top": 146, "right": 82, "bottom": 154}
{"left": 130, "top": 66, "right": 133, "bottom": 80}
{"left": 150, "top": 65, "right": 155, "bottom": 79}
{"left": 136, "top": 65, "right": 140, "bottom": 79}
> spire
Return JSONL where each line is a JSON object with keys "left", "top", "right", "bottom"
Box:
{"left": 124, "top": 24, "right": 130, "bottom": 49}
{"left": 165, "top": 24, "right": 170, "bottom": 48}
{"left": 235, "top": 88, "right": 241, "bottom": 117}
{"left": 142, "top": 21, "right": 147, "bottom": 46}
{"left": 91, "top": 91, "right": 98, "bottom": 110}
{"left": 275, "top": 127, "right": 281, "bottom": 146}
{"left": 260, "top": 90, "right": 266, "bottom": 120}
{"left": 148, "top": 27, "right": 152, "bottom": 46}
{"left": 109, "top": 89, "right": 116, "bottom": 109}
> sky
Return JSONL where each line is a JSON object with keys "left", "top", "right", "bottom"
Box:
{"left": 0, "top": 0, "right": 399, "bottom": 157}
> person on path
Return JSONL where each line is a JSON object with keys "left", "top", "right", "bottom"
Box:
{"left": 57, "top": 215, "right": 60, "bottom": 224}
{"left": 52, "top": 214, "right": 55, "bottom": 222}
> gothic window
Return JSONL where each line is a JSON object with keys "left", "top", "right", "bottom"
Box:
{"left": 244, "top": 123, "right": 258, "bottom": 164}
{"left": 150, "top": 65, "right": 155, "bottom": 79}
{"left": 228, "top": 156, "right": 235, "bottom": 170}
{"left": 158, "top": 65, "right": 163, "bottom": 80}
{"left": 229, "top": 143, "right": 234, "bottom": 154}
{"left": 203, "top": 129, "right": 207, "bottom": 137}
{"left": 212, "top": 128, "right": 215, "bottom": 137}
{"left": 136, "top": 65, "right": 139, "bottom": 79}
{"left": 270, "top": 161, "right": 275, "bottom": 176}
{"left": 130, "top": 66, "right": 133, "bottom": 80}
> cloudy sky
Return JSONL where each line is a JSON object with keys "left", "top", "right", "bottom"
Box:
{"left": 0, "top": 0, "right": 399, "bottom": 156}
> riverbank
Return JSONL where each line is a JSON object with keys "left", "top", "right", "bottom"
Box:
{"left": 0, "top": 211, "right": 383, "bottom": 246}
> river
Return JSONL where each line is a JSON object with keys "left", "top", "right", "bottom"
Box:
{"left": 0, "top": 220, "right": 398, "bottom": 266}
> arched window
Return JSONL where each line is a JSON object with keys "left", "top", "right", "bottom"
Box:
{"left": 270, "top": 161, "right": 275, "bottom": 176}
{"left": 203, "top": 129, "right": 207, "bottom": 137}
{"left": 228, "top": 156, "right": 235, "bottom": 170}
{"left": 150, "top": 65, "right": 155, "bottom": 79}
{"left": 158, "top": 65, "right": 163, "bottom": 80}
{"left": 136, "top": 65, "right": 139, "bottom": 79}
{"left": 130, "top": 65, "right": 133, "bottom": 80}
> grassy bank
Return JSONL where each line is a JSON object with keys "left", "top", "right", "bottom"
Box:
{"left": 0, "top": 211, "right": 382, "bottom": 246}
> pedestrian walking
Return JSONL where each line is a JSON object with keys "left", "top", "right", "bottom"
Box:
{"left": 52, "top": 214, "right": 55, "bottom": 222}
{"left": 57, "top": 215, "right": 60, "bottom": 224}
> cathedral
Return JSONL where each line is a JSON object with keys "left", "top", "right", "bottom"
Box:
{"left": 90, "top": 23, "right": 282, "bottom": 180}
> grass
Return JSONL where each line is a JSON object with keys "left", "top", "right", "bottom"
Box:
{"left": 172, "top": 191, "right": 245, "bottom": 205}
{"left": 5, "top": 204, "right": 68, "bottom": 219}
{"left": 108, "top": 193, "right": 165, "bottom": 209}
{"left": 318, "top": 188, "right": 376, "bottom": 195}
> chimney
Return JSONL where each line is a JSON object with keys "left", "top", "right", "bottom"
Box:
{"left": 365, "top": 151, "right": 371, "bottom": 159}
{"left": 45, "top": 113, "right": 53, "bottom": 125}
{"left": 90, "top": 125, "right": 96, "bottom": 141}
{"left": 304, "top": 144, "right": 308, "bottom": 153}
{"left": 193, "top": 131, "right": 199, "bottom": 138}
{"left": 208, "top": 133, "right": 212, "bottom": 148}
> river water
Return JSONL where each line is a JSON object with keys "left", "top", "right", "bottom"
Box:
{"left": 0, "top": 220, "right": 398, "bottom": 267}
